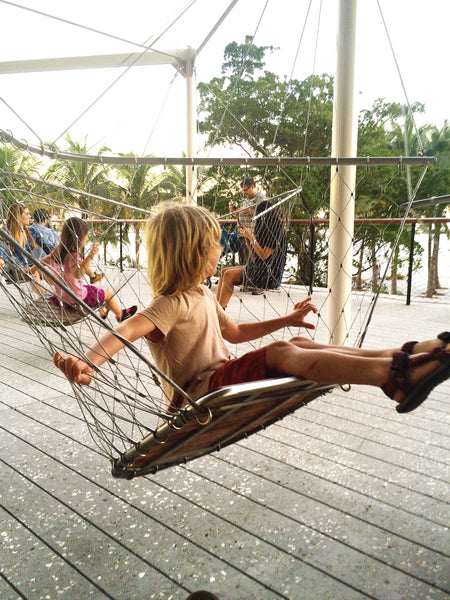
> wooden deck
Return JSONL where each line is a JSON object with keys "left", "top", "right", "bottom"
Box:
{"left": 0, "top": 281, "right": 449, "bottom": 600}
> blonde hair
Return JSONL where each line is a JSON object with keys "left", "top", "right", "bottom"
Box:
{"left": 145, "top": 203, "right": 221, "bottom": 296}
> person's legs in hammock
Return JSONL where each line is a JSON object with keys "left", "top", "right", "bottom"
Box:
{"left": 287, "top": 334, "right": 448, "bottom": 358}
{"left": 265, "top": 338, "right": 450, "bottom": 404}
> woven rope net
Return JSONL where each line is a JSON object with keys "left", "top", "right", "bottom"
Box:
{"left": 0, "top": 133, "right": 432, "bottom": 477}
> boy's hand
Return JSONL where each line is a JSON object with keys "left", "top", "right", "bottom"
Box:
{"left": 53, "top": 352, "right": 94, "bottom": 385}
{"left": 288, "top": 297, "right": 317, "bottom": 330}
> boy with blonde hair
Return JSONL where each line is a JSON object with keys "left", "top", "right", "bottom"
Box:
{"left": 54, "top": 203, "right": 450, "bottom": 414}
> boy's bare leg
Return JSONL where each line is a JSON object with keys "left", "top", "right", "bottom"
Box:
{"left": 287, "top": 335, "right": 447, "bottom": 358}
{"left": 265, "top": 339, "right": 450, "bottom": 404}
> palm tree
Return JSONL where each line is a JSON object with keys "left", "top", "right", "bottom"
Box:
{"left": 41, "top": 135, "right": 123, "bottom": 265}
{"left": 115, "top": 156, "right": 163, "bottom": 265}
{"left": 157, "top": 164, "right": 187, "bottom": 200}
{"left": 44, "top": 135, "right": 113, "bottom": 215}
{"left": 386, "top": 110, "right": 450, "bottom": 297}
{"left": 410, "top": 122, "right": 450, "bottom": 297}
{"left": 425, "top": 121, "right": 450, "bottom": 168}
{"left": 0, "top": 143, "right": 41, "bottom": 216}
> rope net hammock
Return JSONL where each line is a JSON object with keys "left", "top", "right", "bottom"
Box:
{"left": 0, "top": 133, "right": 432, "bottom": 478}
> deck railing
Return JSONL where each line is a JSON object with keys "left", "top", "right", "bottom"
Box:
{"left": 31, "top": 216, "right": 450, "bottom": 306}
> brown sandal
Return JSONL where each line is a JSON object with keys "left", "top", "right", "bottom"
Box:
{"left": 382, "top": 347, "right": 450, "bottom": 413}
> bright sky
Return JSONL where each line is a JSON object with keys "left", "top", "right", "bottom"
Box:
{"left": 0, "top": 0, "right": 448, "bottom": 157}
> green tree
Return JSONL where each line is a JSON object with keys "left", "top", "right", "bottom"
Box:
{"left": 426, "top": 120, "right": 450, "bottom": 168}
{"left": 115, "top": 157, "right": 163, "bottom": 265}
{"left": 0, "top": 143, "right": 41, "bottom": 214}
{"left": 355, "top": 100, "right": 430, "bottom": 293}
{"left": 42, "top": 136, "right": 121, "bottom": 265}
{"left": 388, "top": 117, "right": 450, "bottom": 296}
{"left": 45, "top": 136, "right": 113, "bottom": 213}
{"left": 198, "top": 39, "right": 334, "bottom": 216}
{"left": 199, "top": 40, "right": 333, "bottom": 160}
{"left": 158, "top": 164, "right": 187, "bottom": 199}
{"left": 198, "top": 39, "right": 335, "bottom": 285}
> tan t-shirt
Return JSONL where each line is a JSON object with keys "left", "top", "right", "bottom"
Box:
{"left": 141, "top": 285, "right": 232, "bottom": 406}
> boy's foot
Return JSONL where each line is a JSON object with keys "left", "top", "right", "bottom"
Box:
{"left": 382, "top": 345, "right": 450, "bottom": 412}
{"left": 401, "top": 331, "right": 450, "bottom": 355}
{"left": 99, "top": 306, "right": 109, "bottom": 319}
{"left": 117, "top": 306, "right": 137, "bottom": 322}
{"left": 90, "top": 272, "right": 104, "bottom": 284}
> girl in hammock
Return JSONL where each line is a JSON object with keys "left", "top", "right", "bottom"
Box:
{"left": 38, "top": 216, "right": 137, "bottom": 322}
{"left": 54, "top": 204, "right": 450, "bottom": 414}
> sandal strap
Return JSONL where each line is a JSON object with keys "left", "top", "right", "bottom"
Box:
{"left": 401, "top": 340, "right": 418, "bottom": 354}
{"left": 382, "top": 351, "right": 411, "bottom": 399}
{"left": 438, "top": 331, "right": 450, "bottom": 344}
{"left": 406, "top": 345, "right": 450, "bottom": 368}
{"left": 390, "top": 351, "right": 410, "bottom": 373}
{"left": 428, "top": 344, "right": 450, "bottom": 364}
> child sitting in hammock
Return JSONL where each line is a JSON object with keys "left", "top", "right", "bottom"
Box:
{"left": 54, "top": 204, "right": 450, "bottom": 414}
{"left": 36, "top": 216, "right": 137, "bottom": 322}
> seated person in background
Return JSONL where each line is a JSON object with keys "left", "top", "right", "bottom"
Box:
{"left": 0, "top": 243, "right": 9, "bottom": 274}
{"left": 29, "top": 208, "right": 60, "bottom": 255}
{"left": 216, "top": 200, "right": 287, "bottom": 309}
{"left": 2, "top": 203, "right": 45, "bottom": 285}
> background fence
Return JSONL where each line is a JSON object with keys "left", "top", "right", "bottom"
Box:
{"left": 54, "top": 215, "right": 449, "bottom": 306}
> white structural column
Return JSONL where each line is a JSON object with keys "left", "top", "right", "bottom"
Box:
{"left": 327, "top": 0, "right": 358, "bottom": 345}
{"left": 185, "top": 47, "right": 197, "bottom": 204}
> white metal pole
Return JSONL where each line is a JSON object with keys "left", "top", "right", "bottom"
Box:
{"left": 185, "top": 47, "right": 197, "bottom": 204}
{"left": 327, "top": 0, "right": 358, "bottom": 345}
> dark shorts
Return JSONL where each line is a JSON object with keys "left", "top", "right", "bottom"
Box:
{"left": 208, "top": 347, "right": 278, "bottom": 391}
{"left": 83, "top": 284, "right": 106, "bottom": 308}
{"left": 243, "top": 262, "right": 279, "bottom": 289}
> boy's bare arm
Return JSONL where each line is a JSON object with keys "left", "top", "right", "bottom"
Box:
{"left": 222, "top": 298, "right": 317, "bottom": 344}
{"left": 54, "top": 313, "right": 155, "bottom": 384}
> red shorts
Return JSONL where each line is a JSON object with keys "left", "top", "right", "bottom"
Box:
{"left": 208, "top": 347, "right": 278, "bottom": 391}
